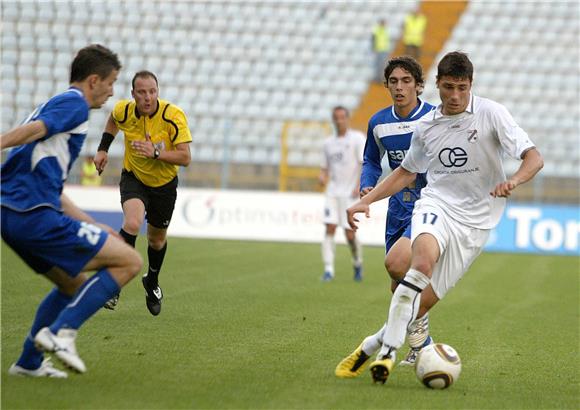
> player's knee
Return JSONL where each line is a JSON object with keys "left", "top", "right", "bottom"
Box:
{"left": 123, "top": 217, "right": 142, "bottom": 234}
{"left": 384, "top": 255, "right": 407, "bottom": 281}
{"left": 411, "top": 256, "right": 435, "bottom": 277}
{"left": 125, "top": 249, "right": 143, "bottom": 279}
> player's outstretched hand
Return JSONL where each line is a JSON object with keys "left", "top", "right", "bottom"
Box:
{"left": 490, "top": 179, "right": 518, "bottom": 198}
{"left": 94, "top": 151, "right": 108, "bottom": 175}
{"left": 346, "top": 201, "right": 370, "bottom": 231}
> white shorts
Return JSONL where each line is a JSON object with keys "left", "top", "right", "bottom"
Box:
{"left": 411, "top": 198, "right": 490, "bottom": 299}
{"left": 323, "top": 195, "right": 357, "bottom": 230}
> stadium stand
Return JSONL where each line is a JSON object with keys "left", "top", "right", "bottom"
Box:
{"left": 1, "top": 0, "right": 578, "bottom": 198}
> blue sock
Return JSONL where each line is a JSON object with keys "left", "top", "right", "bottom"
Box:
{"left": 16, "top": 288, "right": 71, "bottom": 370}
{"left": 49, "top": 269, "right": 120, "bottom": 333}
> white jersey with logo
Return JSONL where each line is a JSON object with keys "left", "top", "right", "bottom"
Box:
{"left": 402, "top": 94, "right": 535, "bottom": 229}
{"left": 321, "top": 129, "right": 366, "bottom": 197}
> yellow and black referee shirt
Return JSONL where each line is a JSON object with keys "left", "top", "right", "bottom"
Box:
{"left": 112, "top": 99, "right": 192, "bottom": 187}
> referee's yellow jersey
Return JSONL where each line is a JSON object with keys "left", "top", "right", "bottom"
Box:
{"left": 112, "top": 99, "right": 192, "bottom": 187}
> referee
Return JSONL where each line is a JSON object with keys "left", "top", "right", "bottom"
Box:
{"left": 94, "top": 71, "right": 192, "bottom": 316}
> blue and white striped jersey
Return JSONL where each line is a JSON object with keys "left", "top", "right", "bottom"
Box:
{"left": 361, "top": 99, "right": 435, "bottom": 216}
{"left": 1, "top": 87, "right": 90, "bottom": 212}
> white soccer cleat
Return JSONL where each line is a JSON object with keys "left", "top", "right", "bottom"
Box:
{"left": 34, "top": 327, "right": 86, "bottom": 374}
{"left": 8, "top": 358, "right": 68, "bottom": 378}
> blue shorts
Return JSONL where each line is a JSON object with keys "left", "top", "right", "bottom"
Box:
{"left": 1, "top": 206, "right": 108, "bottom": 276}
{"left": 385, "top": 217, "right": 412, "bottom": 254}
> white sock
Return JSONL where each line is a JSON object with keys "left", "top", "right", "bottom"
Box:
{"left": 379, "top": 269, "right": 431, "bottom": 358}
{"left": 322, "top": 234, "right": 335, "bottom": 274}
{"left": 362, "top": 324, "right": 385, "bottom": 355}
{"left": 408, "top": 312, "right": 430, "bottom": 349}
{"left": 348, "top": 236, "right": 363, "bottom": 267}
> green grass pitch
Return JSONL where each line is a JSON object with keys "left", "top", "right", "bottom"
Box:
{"left": 2, "top": 238, "right": 578, "bottom": 409}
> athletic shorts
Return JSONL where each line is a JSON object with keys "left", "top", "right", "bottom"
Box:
{"left": 385, "top": 216, "right": 412, "bottom": 254}
{"left": 1, "top": 206, "right": 108, "bottom": 276}
{"left": 411, "top": 198, "right": 490, "bottom": 299}
{"left": 120, "top": 170, "right": 178, "bottom": 229}
{"left": 323, "top": 195, "right": 357, "bottom": 230}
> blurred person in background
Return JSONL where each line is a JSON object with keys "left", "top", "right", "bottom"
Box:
{"left": 1, "top": 44, "right": 142, "bottom": 376}
{"left": 337, "top": 57, "right": 436, "bottom": 376}
{"left": 94, "top": 71, "right": 192, "bottom": 316}
{"left": 81, "top": 155, "right": 102, "bottom": 186}
{"left": 319, "top": 106, "right": 366, "bottom": 282}
{"left": 403, "top": 9, "right": 427, "bottom": 60}
{"left": 371, "top": 19, "right": 391, "bottom": 83}
{"left": 337, "top": 51, "right": 543, "bottom": 385}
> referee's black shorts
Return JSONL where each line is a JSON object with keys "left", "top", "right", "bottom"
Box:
{"left": 119, "top": 170, "right": 178, "bottom": 229}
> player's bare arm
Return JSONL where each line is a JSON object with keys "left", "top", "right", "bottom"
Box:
{"left": 347, "top": 166, "right": 416, "bottom": 230}
{"left": 0, "top": 121, "right": 47, "bottom": 149}
{"left": 131, "top": 137, "right": 191, "bottom": 166}
{"left": 94, "top": 114, "right": 119, "bottom": 174}
{"left": 490, "top": 147, "right": 544, "bottom": 198}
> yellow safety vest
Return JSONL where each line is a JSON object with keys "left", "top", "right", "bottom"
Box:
{"left": 373, "top": 25, "right": 390, "bottom": 52}
{"left": 81, "top": 161, "right": 102, "bottom": 186}
{"left": 404, "top": 14, "right": 427, "bottom": 46}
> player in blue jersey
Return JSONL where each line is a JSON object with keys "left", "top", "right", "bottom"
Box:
{"left": 335, "top": 56, "right": 435, "bottom": 378}
{"left": 1, "top": 45, "right": 143, "bottom": 377}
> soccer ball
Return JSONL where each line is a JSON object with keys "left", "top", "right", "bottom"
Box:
{"left": 415, "top": 343, "right": 462, "bottom": 389}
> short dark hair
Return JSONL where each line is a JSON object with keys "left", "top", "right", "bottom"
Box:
{"left": 384, "top": 56, "right": 425, "bottom": 94}
{"left": 70, "top": 44, "right": 121, "bottom": 83}
{"left": 332, "top": 106, "right": 349, "bottom": 117}
{"left": 437, "top": 51, "right": 473, "bottom": 82}
{"left": 132, "top": 71, "right": 159, "bottom": 89}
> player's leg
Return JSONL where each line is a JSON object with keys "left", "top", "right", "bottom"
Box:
{"left": 370, "top": 232, "right": 440, "bottom": 383}
{"left": 340, "top": 196, "right": 362, "bottom": 281}
{"left": 35, "top": 233, "right": 142, "bottom": 373}
{"left": 344, "top": 229, "right": 363, "bottom": 281}
{"left": 322, "top": 196, "right": 338, "bottom": 281}
{"left": 142, "top": 224, "right": 168, "bottom": 315}
{"left": 1, "top": 208, "right": 84, "bottom": 377}
{"left": 386, "top": 226, "right": 436, "bottom": 365}
{"left": 120, "top": 198, "right": 146, "bottom": 244}
{"left": 104, "top": 172, "right": 147, "bottom": 310}
{"left": 9, "top": 270, "right": 87, "bottom": 378}
{"left": 322, "top": 223, "right": 337, "bottom": 281}
{"left": 140, "top": 177, "right": 177, "bottom": 315}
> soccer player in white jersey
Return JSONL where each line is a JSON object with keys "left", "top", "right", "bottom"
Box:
{"left": 342, "top": 57, "right": 436, "bottom": 372}
{"left": 319, "top": 106, "right": 366, "bottom": 281}
{"left": 337, "top": 51, "right": 544, "bottom": 384}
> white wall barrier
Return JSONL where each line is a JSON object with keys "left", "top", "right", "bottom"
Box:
{"left": 65, "top": 186, "right": 579, "bottom": 255}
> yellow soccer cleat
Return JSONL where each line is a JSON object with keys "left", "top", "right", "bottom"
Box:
{"left": 369, "top": 357, "right": 394, "bottom": 384}
{"left": 335, "top": 343, "right": 371, "bottom": 378}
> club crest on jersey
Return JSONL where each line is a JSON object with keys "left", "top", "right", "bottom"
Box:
{"left": 467, "top": 130, "right": 478, "bottom": 143}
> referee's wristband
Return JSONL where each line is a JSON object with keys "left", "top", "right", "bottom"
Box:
{"left": 97, "top": 132, "right": 115, "bottom": 152}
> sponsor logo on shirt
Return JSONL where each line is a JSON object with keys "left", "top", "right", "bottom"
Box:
{"left": 388, "top": 149, "right": 408, "bottom": 161}
{"left": 467, "top": 130, "right": 478, "bottom": 143}
{"left": 438, "top": 147, "right": 468, "bottom": 168}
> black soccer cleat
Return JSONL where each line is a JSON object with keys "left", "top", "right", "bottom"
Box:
{"left": 142, "top": 276, "right": 163, "bottom": 316}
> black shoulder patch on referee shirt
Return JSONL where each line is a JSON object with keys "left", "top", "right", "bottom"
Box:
{"left": 117, "top": 102, "right": 130, "bottom": 124}
{"left": 162, "top": 104, "right": 179, "bottom": 142}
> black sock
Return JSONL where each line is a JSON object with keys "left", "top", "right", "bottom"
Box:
{"left": 147, "top": 242, "right": 167, "bottom": 286}
{"left": 119, "top": 228, "right": 137, "bottom": 247}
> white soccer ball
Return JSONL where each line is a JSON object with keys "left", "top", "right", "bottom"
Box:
{"left": 415, "top": 343, "right": 462, "bottom": 389}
